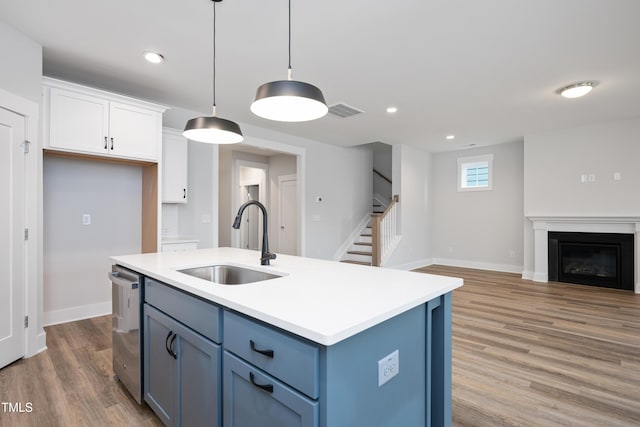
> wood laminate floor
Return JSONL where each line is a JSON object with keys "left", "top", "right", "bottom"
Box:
{"left": 1, "top": 266, "right": 639, "bottom": 426}
{"left": 416, "top": 265, "right": 640, "bottom": 427}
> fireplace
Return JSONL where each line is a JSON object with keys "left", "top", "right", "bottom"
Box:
{"left": 548, "top": 232, "right": 634, "bottom": 290}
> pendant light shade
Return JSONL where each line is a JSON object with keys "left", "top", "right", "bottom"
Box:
{"left": 251, "top": 80, "right": 328, "bottom": 122}
{"left": 251, "top": 0, "right": 327, "bottom": 122}
{"left": 184, "top": 115, "right": 243, "bottom": 144}
{"left": 184, "top": 0, "right": 243, "bottom": 144}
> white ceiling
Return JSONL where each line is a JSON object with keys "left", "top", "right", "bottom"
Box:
{"left": 2, "top": 0, "right": 639, "bottom": 152}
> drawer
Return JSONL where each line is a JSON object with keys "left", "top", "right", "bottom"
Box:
{"left": 145, "top": 278, "right": 221, "bottom": 343}
{"left": 223, "top": 311, "right": 319, "bottom": 399}
{"left": 223, "top": 351, "right": 318, "bottom": 427}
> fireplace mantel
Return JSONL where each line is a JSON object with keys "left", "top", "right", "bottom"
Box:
{"left": 526, "top": 216, "right": 640, "bottom": 293}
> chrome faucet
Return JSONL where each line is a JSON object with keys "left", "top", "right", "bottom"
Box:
{"left": 232, "top": 200, "right": 277, "bottom": 265}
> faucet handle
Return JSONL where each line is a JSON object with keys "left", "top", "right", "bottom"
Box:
{"left": 260, "top": 252, "right": 277, "bottom": 265}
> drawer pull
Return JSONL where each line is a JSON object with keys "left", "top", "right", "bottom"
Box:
{"left": 249, "top": 372, "right": 273, "bottom": 393}
{"left": 250, "top": 340, "right": 274, "bottom": 358}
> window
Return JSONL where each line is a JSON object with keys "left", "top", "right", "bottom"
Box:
{"left": 457, "top": 154, "right": 493, "bottom": 192}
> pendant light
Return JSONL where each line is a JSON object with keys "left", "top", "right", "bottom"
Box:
{"left": 250, "top": 0, "right": 328, "bottom": 122}
{"left": 184, "top": 0, "right": 243, "bottom": 144}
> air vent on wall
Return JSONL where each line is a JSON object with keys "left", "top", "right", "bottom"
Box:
{"left": 328, "top": 102, "right": 364, "bottom": 118}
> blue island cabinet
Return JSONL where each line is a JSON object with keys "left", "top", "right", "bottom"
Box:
{"left": 222, "top": 292, "right": 452, "bottom": 427}
{"left": 140, "top": 275, "right": 452, "bottom": 427}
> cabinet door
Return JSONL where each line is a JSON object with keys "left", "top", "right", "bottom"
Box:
{"left": 48, "top": 88, "right": 109, "bottom": 154}
{"left": 223, "top": 352, "right": 318, "bottom": 427}
{"left": 179, "top": 323, "right": 222, "bottom": 427}
{"left": 162, "top": 131, "right": 188, "bottom": 203}
{"left": 144, "top": 305, "right": 177, "bottom": 427}
{"left": 109, "top": 101, "right": 159, "bottom": 161}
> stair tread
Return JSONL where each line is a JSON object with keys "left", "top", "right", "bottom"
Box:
{"left": 347, "top": 250, "right": 372, "bottom": 256}
{"left": 360, "top": 233, "right": 372, "bottom": 237}
{"left": 354, "top": 242, "right": 372, "bottom": 246}
{"left": 340, "top": 260, "right": 372, "bottom": 266}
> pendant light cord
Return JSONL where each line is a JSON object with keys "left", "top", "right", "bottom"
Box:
{"left": 288, "top": 0, "right": 292, "bottom": 79}
{"left": 212, "top": 0, "right": 217, "bottom": 114}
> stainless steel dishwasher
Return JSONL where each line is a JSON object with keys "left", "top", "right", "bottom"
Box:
{"left": 110, "top": 265, "right": 143, "bottom": 404}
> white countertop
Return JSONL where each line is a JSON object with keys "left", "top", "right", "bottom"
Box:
{"left": 111, "top": 247, "right": 463, "bottom": 346}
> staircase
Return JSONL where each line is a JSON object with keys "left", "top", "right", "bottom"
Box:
{"left": 339, "top": 195, "right": 400, "bottom": 267}
{"left": 340, "top": 224, "right": 374, "bottom": 266}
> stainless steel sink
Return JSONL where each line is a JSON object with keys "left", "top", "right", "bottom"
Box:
{"left": 177, "top": 264, "right": 282, "bottom": 285}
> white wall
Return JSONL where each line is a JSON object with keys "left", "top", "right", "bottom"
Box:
{"left": 385, "top": 144, "right": 433, "bottom": 269}
{"left": 372, "top": 142, "right": 392, "bottom": 201}
{"left": 43, "top": 157, "right": 142, "bottom": 325}
{"left": 430, "top": 141, "right": 524, "bottom": 272}
{"left": 522, "top": 117, "right": 640, "bottom": 275}
{"left": 0, "top": 20, "right": 42, "bottom": 104}
{"left": 175, "top": 141, "right": 218, "bottom": 248}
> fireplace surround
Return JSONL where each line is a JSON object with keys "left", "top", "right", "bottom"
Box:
{"left": 527, "top": 216, "right": 640, "bottom": 293}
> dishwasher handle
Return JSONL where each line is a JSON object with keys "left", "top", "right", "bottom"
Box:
{"left": 109, "top": 271, "right": 139, "bottom": 289}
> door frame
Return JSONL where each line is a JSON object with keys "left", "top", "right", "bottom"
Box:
{"left": 0, "top": 87, "right": 45, "bottom": 357}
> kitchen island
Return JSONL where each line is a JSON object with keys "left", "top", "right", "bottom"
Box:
{"left": 111, "top": 247, "right": 462, "bottom": 427}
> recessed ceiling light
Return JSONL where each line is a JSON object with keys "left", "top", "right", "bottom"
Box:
{"left": 558, "top": 81, "right": 598, "bottom": 98}
{"left": 386, "top": 106, "right": 398, "bottom": 113}
{"left": 445, "top": 135, "right": 455, "bottom": 140}
{"left": 144, "top": 51, "right": 164, "bottom": 64}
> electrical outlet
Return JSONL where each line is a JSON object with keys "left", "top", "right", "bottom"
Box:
{"left": 378, "top": 350, "right": 399, "bottom": 387}
{"left": 82, "top": 214, "right": 91, "bottom": 225}
{"left": 614, "top": 172, "right": 622, "bottom": 181}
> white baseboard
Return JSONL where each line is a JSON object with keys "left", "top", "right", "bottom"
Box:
{"left": 533, "top": 272, "right": 549, "bottom": 282}
{"left": 386, "top": 258, "right": 435, "bottom": 271}
{"left": 521, "top": 270, "right": 534, "bottom": 281}
{"left": 43, "top": 301, "right": 112, "bottom": 326}
{"left": 430, "top": 258, "right": 524, "bottom": 274}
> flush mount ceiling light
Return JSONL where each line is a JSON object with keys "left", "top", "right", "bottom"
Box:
{"left": 386, "top": 106, "right": 398, "bottom": 113}
{"left": 445, "top": 135, "right": 455, "bottom": 140}
{"left": 143, "top": 51, "right": 164, "bottom": 64}
{"left": 184, "top": 0, "right": 243, "bottom": 144}
{"left": 558, "top": 81, "right": 598, "bottom": 98}
{"left": 250, "top": 0, "right": 328, "bottom": 122}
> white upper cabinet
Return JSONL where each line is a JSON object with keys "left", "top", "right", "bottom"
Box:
{"left": 162, "top": 128, "right": 188, "bottom": 203}
{"left": 44, "top": 78, "right": 167, "bottom": 162}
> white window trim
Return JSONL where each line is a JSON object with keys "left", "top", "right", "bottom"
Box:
{"left": 457, "top": 154, "right": 493, "bottom": 192}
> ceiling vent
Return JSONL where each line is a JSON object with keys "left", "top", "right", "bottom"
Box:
{"left": 328, "top": 102, "right": 364, "bottom": 118}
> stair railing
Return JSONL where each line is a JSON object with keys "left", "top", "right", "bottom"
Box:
{"left": 371, "top": 194, "right": 399, "bottom": 267}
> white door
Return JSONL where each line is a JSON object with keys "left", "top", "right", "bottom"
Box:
{"left": 279, "top": 177, "right": 298, "bottom": 255}
{"left": 0, "top": 107, "right": 26, "bottom": 368}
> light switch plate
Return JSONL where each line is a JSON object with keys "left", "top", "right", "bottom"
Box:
{"left": 378, "top": 350, "right": 399, "bottom": 387}
{"left": 82, "top": 214, "right": 91, "bottom": 225}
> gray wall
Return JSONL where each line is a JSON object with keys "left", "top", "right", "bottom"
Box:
{"left": 0, "top": 20, "right": 42, "bottom": 103}
{"left": 431, "top": 141, "right": 524, "bottom": 272}
{"left": 43, "top": 156, "right": 141, "bottom": 323}
{"left": 522, "top": 117, "right": 640, "bottom": 275}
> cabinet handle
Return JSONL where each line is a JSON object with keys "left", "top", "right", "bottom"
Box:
{"left": 249, "top": 372, "right": 274, "bottom": 393}
{"left": 183, "top": 188, "right": 186, "bottom": 199}
{"left": 249, "top": 340, "right": 274, "bottom": 358}
{"left": 104, "top": 136, "right": 108, "bottom": 149}
{"left": 169, "top": 333, "right": 178, "bottom": 359}
{"left": 165, "top": 331, "right": 173, "bottom": 356}
{"left": 110, "top": 137, "right": 114, "bottom": 150}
